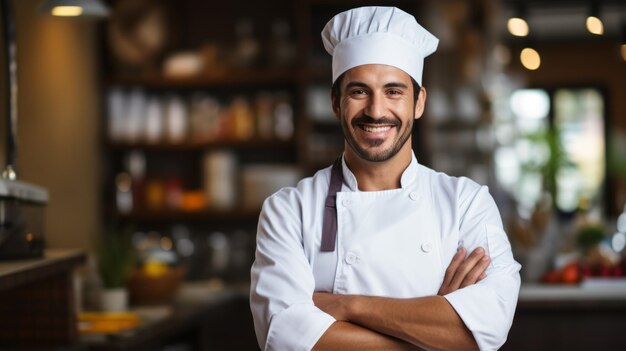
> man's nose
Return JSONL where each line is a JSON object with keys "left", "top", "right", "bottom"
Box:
{"left": 364, "top": 93, "right": 385, "bottom": 118}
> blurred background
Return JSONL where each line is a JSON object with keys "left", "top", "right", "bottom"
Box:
{"left": 0, "top": 0, "right": 625, "bottom": 350}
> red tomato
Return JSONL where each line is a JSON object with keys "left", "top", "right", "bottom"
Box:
{"left": 542, "top": 270, "right": 562, "bottom": 284}
{"left": 611, "top": 266, "right": 622, "bottom": 277}
{"left": 561, "top": 263, "right": 581, "bottom": 284}
{"left": 580, "top": 265, "right": 592, "bottom": 278}
{"left": 599, "top": 265, "right": 611, "bottom": 277}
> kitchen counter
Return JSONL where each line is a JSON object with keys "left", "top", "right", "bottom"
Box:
{"left": 81, "top": 281, "right": 257, "bottom": 351}
{"left": 520, "top": 280, "right": 626, "bottom": 302}
{"left": 0, "top": 248, "right": 85, "bottom": 290}
{"left": 504, "top": 282, "right": 626, "bottom": 350}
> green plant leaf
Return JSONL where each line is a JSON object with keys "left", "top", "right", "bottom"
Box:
{"left": 97, "top": 228, "right": 135, "bottom": 288}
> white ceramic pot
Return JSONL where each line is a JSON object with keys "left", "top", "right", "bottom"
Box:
{"left": 100, "top": 287, "right": 129, "bottom": 312}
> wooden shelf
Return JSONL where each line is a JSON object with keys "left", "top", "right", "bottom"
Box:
{"left": 106, "top": 68, "right": 301, "bottom": 89}
{"left": 115, "top": 208, "right": 262, "bottom": 223}
{"left": 107, "top": 138, "right": 295, "bottom": 151}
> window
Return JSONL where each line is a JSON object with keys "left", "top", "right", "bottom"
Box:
{"left": 494, "top": 87, "right": 606, "bottom": 215}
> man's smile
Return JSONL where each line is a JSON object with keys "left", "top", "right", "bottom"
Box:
{"left": 352, "top": 116, "right": 400, "bottom": 138}
{"left": 358, "top": 124, "right": 394, "bottom": 133}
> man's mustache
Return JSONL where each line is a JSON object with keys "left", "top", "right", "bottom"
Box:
{"left": 351, "top": 115, "right": 401, "bottom": 127}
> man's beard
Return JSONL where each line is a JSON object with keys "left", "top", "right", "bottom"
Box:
{"left": 341, "top": 114, "right": 413, "bottom": 162}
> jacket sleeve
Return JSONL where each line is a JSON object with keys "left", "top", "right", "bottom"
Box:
{"left": 443, "top": 185, "right": 521, "bottom": 351}
{"left": 250, "top": 189, "right": 336, "bottom": 351}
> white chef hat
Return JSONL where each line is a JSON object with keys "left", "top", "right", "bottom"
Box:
{"left": 321, "top": 6, "right": 438, "bottom": 86}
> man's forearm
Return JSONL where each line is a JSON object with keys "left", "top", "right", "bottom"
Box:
{"left": 313, "top": 248, "right": 487, "bottom": 350}
{"left": 313, "top": 321, "right": 423, "bottom": 351}
{"left": 347, "top": 295, "right": 478, "bottom": 351}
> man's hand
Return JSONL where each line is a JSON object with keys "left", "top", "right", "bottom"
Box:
{"left": 438, "top": 247, "right": 490, "bottom": 296}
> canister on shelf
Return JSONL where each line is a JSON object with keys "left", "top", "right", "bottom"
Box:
{"left": 241, "top": 164, "right": 300, "bottom": 209}
{"left": 202, "top": 150, "right": 237, "bottom": 209}
{"left": 190, "top": 94, "right": 220, "bottom": 142}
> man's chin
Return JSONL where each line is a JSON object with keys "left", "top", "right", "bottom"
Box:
{"left": 362, "top": 138, "right": 387, "bottom": 148}
{"left": 354, "top": 146, "right": 397, "bottom": 162}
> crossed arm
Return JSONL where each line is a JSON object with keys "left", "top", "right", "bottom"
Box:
{"left": 312, "top": 247, "right": 490, "bottom": 351}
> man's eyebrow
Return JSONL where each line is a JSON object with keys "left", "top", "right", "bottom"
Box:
{"left": 344, "top": 81, "right": 408, "bottom": 89}
{"left": 345, "top": 81, "right": 369, "bottom": 89}
{"left": 383, "top": 82, "right": 409, "bottom": 89}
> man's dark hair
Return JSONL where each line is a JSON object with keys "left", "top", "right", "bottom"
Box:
{"left": 331, "top": 72, "right": 421, "bottom": 109}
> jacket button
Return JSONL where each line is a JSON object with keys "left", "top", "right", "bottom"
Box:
{"left": 421, "top": 242, "right": 432, "bottom": 253}
{"left": 342, "top": 199, "right": 352, "bottom": 207}
{"left": 409, "top": 191, "right": 418, "bottom": 201}
{"left": 345, "top": 252, "right": 359, "bottom": 265}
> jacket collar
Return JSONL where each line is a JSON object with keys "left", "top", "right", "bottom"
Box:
{"left": 340, "top": 151, "right": 420, "bottom": 192}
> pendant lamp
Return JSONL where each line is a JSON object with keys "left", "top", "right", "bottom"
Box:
{"left": 39, "top": 0, "right": 109, "bottom": 18}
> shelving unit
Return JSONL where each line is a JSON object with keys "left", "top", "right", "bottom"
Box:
{"left": 100, "top": 0, "right": 430, "bottom": 281}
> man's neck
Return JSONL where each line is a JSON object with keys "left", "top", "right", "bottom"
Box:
{"left": 343, "top": 144, "right": 413, "bottom": 192}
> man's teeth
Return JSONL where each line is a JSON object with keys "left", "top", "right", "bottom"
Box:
{"left": 362, "top": 125, "right": 391, "bottom": 133}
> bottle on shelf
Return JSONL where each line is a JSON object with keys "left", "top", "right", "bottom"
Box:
{"left": 165, "top": 94, "right": 188, "bottom": 143}
{"left": 255, "top": 93, "right": 274, "bottom": 140}
{"left": 127, "top": 150, "right": 146, "bottom": 210}
{"left": 273, "top": 92, "right": 294, "bottom": 141}
{"left": 144, "top": 96, "right": 165, "bottom": 143}
{"left": 126, "top": 89, "right": 148, "bottom": 143}
{"left": 233, "top": 19, "right": 260, "bottom": 68}
{"left": 231, "top": 96, "right": 255, "bottom": 140}
{"left": 115, "top": 172, "right": 133, "bottom": 214}
{"left": 268, "top": 19, "right": 296, "bottom": 67}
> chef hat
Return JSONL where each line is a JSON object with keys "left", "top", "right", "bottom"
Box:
{"left": 321, "top": 6, "right": 438, "bottom": 86}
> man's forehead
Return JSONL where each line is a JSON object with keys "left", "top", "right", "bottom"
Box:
{"left": 341, "top": 64, "right": 412, "bottom": 86}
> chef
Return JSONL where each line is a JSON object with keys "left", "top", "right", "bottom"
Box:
{"left": 250, "top": 6, "right": 521, "bottom": 351}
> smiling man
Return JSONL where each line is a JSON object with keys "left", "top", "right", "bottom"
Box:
{"left": 250, "top": 6, "right": 521, "bottom": 351}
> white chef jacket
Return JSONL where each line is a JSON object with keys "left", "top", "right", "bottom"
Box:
{"left": 250, "top": 153, "right": 521, "bottom": 351}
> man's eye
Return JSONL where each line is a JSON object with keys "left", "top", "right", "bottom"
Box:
{"left": 387, "top": 89, "right": 402, "bottom": 95}
{"left": 351, "top": 89, "right": 367, "bottom": 95}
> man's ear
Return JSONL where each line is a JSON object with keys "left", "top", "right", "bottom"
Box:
{"left": 414, "top": 87, "right": 427, "bottom": 120}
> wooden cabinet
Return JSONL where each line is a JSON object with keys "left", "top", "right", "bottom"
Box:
{"left": 0, "top": 249, "right": 85, "bottom": 348}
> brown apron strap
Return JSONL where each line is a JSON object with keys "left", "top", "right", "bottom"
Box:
{"left": 321, "top": 157, "right": 344, "bottom": 252}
